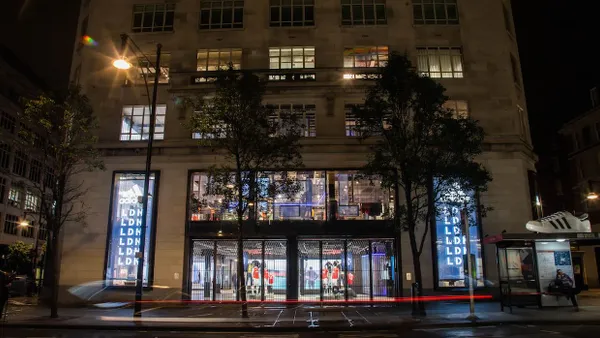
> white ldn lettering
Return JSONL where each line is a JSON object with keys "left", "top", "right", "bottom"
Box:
{"left": 119, "top": 238, "right": 126, "bottom": 245}
{"left": 118, "top": 257, "right": 125, "bottom": 265}
{"left": 137, "top": 209, "right": 143, "bottom": 217}
{"left": 125, "top": 258, "right": 133, "bottom": 265}
{"left": 454, "top": 237, "right": 461, "bottom": 244}
{"left": 453, "top": 226, "right": 460, "bottom": 235}
{"left": 127, "top": 228, "right": 135, "bottom": 236}
{"left": 446, "top": 247, "right": 453, "bottom": 255}
{"left": 446, "top": 257, "right": 454, "bottom": 266}
{"left": 455, "top": 257, "right": 463, "bottom": 266}
{"left": 118, "top": 247, "right": 125, "bottom": 255}
{"left": 445, "top": 237, "right": 453, "bottom": 245}
{"left": 128, "top": 219, "right": 135, "bottom": 226}
{"left": 120, "top": 218, "right": 127, "bottom": 227}
{"left": 135, "top": 238, "right": 141, "bottom": 246}
{"left": 135, "top": 228, "right": 141, "bottom": 236}
{"left": 120, "top": 228, "right": 127, "bottom": 236}
{"left": 136, "top": 218, "right": 142, "bottom": 226}
{"left": 445, "top": 227, "right": 452, "bottom": 235}
{"left": 126, "top": 248, "right": 134, "bottom": 255}
{"left": 455, "top": 247, "right": 462, "bottom": 255}
{"left": 127, "top": 238, "right": 134, "bottom": 245}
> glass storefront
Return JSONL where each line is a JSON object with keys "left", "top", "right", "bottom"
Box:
{"left": 189, "top": 170, "right": 392, "bottom": 222}
{"left": 297, "top": 239, "right": 395, "bottom": 302}
{"left": 190, "top": 239, "right": 287, "bottom": 301}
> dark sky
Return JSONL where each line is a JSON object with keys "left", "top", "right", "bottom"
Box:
{"left": 512, "top": 0, "right": 600, "bottom": 154}
{"left": 0, "top": 0, "right": 80, "bottom": 92}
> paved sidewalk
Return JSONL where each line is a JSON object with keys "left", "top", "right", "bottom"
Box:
{"left": 2, "top": 299, "right": 599, "bottom": 331}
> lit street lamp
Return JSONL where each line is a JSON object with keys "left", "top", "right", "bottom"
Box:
{"left": 113, "top": 33, "right": 162, "bottom": 317}
{"left": 587, "top": 192, "right": 599, "bottom": 200}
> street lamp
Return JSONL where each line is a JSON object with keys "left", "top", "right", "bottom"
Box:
{"left": 113, "top": 33, "right": 162, "bottom": 317}
{"left": 587, "top": 192, "right": 599, "bottom": 200}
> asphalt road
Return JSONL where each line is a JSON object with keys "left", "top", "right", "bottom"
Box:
{"left": 0, "top": 325, "right": 598, "bottom": 338}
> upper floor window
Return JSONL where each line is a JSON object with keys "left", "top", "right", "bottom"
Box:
{"left": 417, "top": 47, "right": 463, "bottom": 78}
{"left": 12, "top": 151, "right": 28, "bottom": 177}
{"left": 200, "top": 0, "right": 244, "bottom": 30}
{"left": 134, "top": 53, "right": 171, "bottom": 84}
{"left": 4, "top": 214, "right": 19, "bottom": 236}
{"left": 0, "top": 111, "right": 16, "bottom": 134}
{"left": 344, "top": 46, "right": 388, "bottom": 68}
{"left": 25, "top": 190, "right": 40, "bottom": 212}
{"left": 269, "top": 47, "right": 315, "bottom": 69}
{"left": 0, "top": 142, "right": 11, "bottom": 170}
{"left": 345, "top": 105, "right": 361, "bottom": 137}
{"left": 21, "top": 221, "right": 34, "bottom": 238}
{"left": 8, "top": 187, "right": 22, "bottom": 209}
{"left": 412, "top": 0, "right": 458, "bottom": 25}
{"left": 443, "top": 100, "right": 468, "bottom": 119}
{"left": 268, "top": 104, "right": 316, "bottom": 137}
{"left": 29, "top": 159, "right": 42, "bottom": 183}
{"left": 270, "top": 0, "right": 315, "bottom": 27}
{"left": 341, "top": 0, "right": 387, "bottom": 26}
{"left": 120, "top": 105, "right": 166, "bottom": 141}
{"left": 197, "top": 49, "right": 242, "bottom": 71}
{"left": 132, "top": 4, "right": 175, "bottom": 33}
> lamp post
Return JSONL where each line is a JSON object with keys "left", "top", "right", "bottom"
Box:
{"left": 113, "top": 33, "right": 162, "bottom": 317}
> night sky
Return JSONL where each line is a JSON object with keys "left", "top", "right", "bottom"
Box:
{"left": 1, "top": 1, "right": 599, "bottom": 155}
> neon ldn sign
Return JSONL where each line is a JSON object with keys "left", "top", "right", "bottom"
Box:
{"left": 435, "top": 182, "right": 482, "bottom": 287}
{"left": 105, "top": 172, "right": 158, "bottom": 286}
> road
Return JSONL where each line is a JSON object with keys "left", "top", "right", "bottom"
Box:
{"left": 0, "top": 325, "right": 598, "bottom": 337}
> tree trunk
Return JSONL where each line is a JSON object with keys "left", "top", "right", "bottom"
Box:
{"left": 237, "top": 221, "right": 248, "bottom": 318}
{"left": 49, "top": 229, "right": 60, "bottom": 318}
{"left": 404, "top": 183, "right": 426, "bottom": 316}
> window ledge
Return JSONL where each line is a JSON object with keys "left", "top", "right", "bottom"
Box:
{"left": 340, "top": 24, "right": 388, "bottom": 28}
{"left": 198, "top": 27, "right": 245, "bottom": 32}
{"left": 130, "top": 30, "right": 175, "bottom": 36}
{"left": 269, "top": 25, "right": 316, "bottom": 29}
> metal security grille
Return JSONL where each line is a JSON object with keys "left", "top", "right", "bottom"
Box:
{"left": 191, "top": 240, "right": 215, "bottom": 300}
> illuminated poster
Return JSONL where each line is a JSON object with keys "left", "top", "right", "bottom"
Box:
{"left": 435, "top": 183, "right": 483, "bottom": 288}
{"left": 105, "top": 172, "right": 158, "bottom": 287}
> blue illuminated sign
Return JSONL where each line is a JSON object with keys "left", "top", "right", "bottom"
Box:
{"left": 105, "top": 172, "right": 157, "bottom": 287}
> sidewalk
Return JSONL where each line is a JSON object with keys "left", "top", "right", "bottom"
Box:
{"left": 3, "top": 299, "right": 600, "bottom": 331}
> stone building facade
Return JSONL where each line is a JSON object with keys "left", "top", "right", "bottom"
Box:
{"left": 61, "top": 0, "right": 535, "bottom": 302}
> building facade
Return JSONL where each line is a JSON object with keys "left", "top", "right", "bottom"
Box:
{"left": 0, "top": 46, "right": 47, "bottom": 268}
{"left": 559, "top": 88, "right": 600, "bottom": 289}
{"left": 61, "top": 0, "right": 535, "bottom": 302}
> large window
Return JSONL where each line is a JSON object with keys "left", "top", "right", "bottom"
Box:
{"left": 412, "top": 0, "right": 458, "bottom": 25}
{"left": 270, "top": 0, "right": 314, "bottom": 27}
{"left": 134, "top": 54, "right": 171, "bottom": 84}
{"left": 268, "top": 104, "right": 316, "bottom": 137}
{"left": 190, "top": 172, "right": 244, "bottom": 221}
{"left": 4, "top": 214, "right": 18, "bottom": 236}
{"left": 331, "top": 171, "right": 391, "bottom": 220}
{"left": 25, "top": 190, "right": 40, "bottom": 212}
{"left": 197, "top": 49, "right": 242, "bottom": 71}
{"left": 120, "top": 105, "right": 166, "bottom": 141}
{"left": 8, "top": 186, "right": 22, "bottom": 208}
{"left": 0, "top": 142, "right": 10, "bottom": 169}
{"left": 269, "top": 47, "right": 315, "bottom": 69}
{"left": 199, "top": 0, "right": 244, "bottom": 29}
{"left": 105, "top": 172, "right": 158, "bottom": 287}
{"left": 0, "top": 111, "right": 16, "bottom": 134}
{"left": 29, "top": 159, "right": 42, "bottom": 183}
{"left": 12, "top": 151, "right": 28, "bottom": 177}
{"left": 132, "top": 4, "right": 175, "bottom": 33}
{"left": 341, "top": 0, "right": 387, "bottom": 26}
{"left": 21, "top": 221, "right": 34, "bottom": 238}
{"left": 344, "top": 46, "right": 388, "bottom": 68}
{"left": 435, "top": 182, "right": 483, "bottom": 288}
{"left": 443, "top": 100, "right": 468, "bottom": 119}
{"left": 417, "top": 47, "right": 464, "bottom": 78}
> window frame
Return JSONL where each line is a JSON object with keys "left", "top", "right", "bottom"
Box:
{"left": 443, "top": 100, "right": 469, "bottom": 119}
{"left": 268, "top": 104, "right": 317, "bottom": 137}
{"left": 269, "top": 46, "right": 315, "bottom": 69}
{"left": 120, "top": 104, "right": 166, "bottom": 141}
{"left": 132, "top": 3, "right": 175, "bottom": 33}
{"left": 269, "top": 0, "right": 315, "bottom": 27}
{"left": 0, "top": 111, "right": 16, "bottom": 134}
{"left": 341, "top": 0, "right": 387, "bottom": 26}
{"left": 12, "top": 150, "right": 28, "bottom": 177}
{"left": 344, "top": 105, "right": 362, "bottom": 137}
{"left": 0, "top": 142, "right": 11, "bottom": 170}
{"left": 197, "top": 48, "right": 242, "bottom": 71}
{"left": 416, "top": 47, "right": 464, "bottom": 79}
{"left": 412, "top": 0, "right": 459, "bottom": 25}
{"left": 7, "top": 186, "right": 22, "bottom": 209}
{"left": 199, "top": 0, "right": 244, "bottom": 30}
{"left": 4, "top": 214, "right": 19, "bottom": 236}
{"left": 343, "top": 46, "right": 389, "bottom": 68}
{"left": 132, "top": 53, "right": 171, "bottom": 84}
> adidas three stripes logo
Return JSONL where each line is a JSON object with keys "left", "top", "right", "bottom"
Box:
{"left": 549, "top": 217, "right": 572, "bottom": 230}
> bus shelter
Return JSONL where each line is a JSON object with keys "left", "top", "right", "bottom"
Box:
{"left": 484, "top": 232, "right": 600, "bottom": 313}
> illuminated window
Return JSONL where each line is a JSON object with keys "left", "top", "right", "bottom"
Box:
{"left": 21, "top": 221, "right": 34, "bottom": 238}
{"left": 8, "top": 187, "right": 22, "bottom": 208}
{"left": 417, "top": 47, "right": 463, "bottom": 78}
{"left": 25, "top": 190, "right": 40, "bottom": 212}
{"left": 120, "top": 105, "right": 166, "bottom": 141}
{"left": 270, "top": 0, "right": 314, "bottom": 27}
{"left": 344, "top": 46, "right": 388, "bottom": 68}
{"left": 268, "top": 104, "right": 316, "bottom": 137}
{"left": 199, "top": 0, "right": 244, "bottom": 29}
{"left": 197, "top": 49, "right": 242, "bottom": 71}
{"left": 133, "top": 53, "right": 170, "bottom": 84}
{"left": 345, "top": 105, "right": 361, "bottom": 137}
{"left": 412, "top": 0, "right": 458, "bottom": 25}
{"left": 132, "top": 4, "right": 175, "bottom": 33}
{"left": 269, "top": 47, "right": 315, "bottom": 69}
{"left": 341, "top": 0, "right": 387, "bottom": 25}
{"left": 443, "top": 100, "right": 468, "bottom": 119}
{"left": 4, "top": 214, "right": 19, "bottom": 236}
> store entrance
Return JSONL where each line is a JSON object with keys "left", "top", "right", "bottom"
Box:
{"left": 190, "top": 239, "right": 287, "bottom": 301}
{"left": 297, "top": 239, "right": 395, "bottom": 302}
